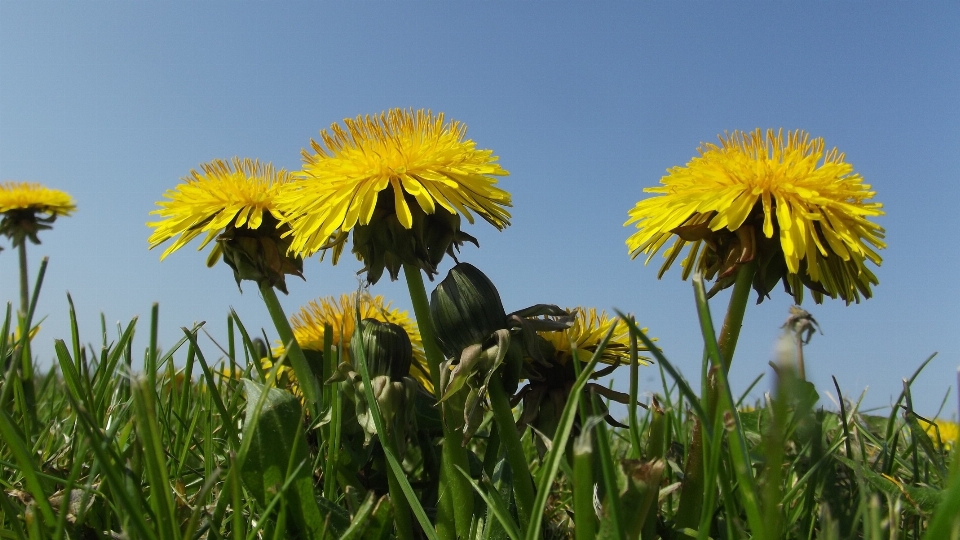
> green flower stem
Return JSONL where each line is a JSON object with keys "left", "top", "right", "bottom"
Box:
{"left": 258, "top": 283, "right": 322, "bottom": 409}
{"left": 674, "top": 418, "right": 705, "bottom": 530}
{"left": 384, "top": 454, "right": 415, "bottom": 540}
{"left": 487, "top": 374, "right": 534, "bottom": 532}
{"left": 402, "top": 263, "right": 474, "bottom": 539}
{"left": 676, "top": 261, "right": 757, "bottom": 531}
{"left": 572, "top": 433, "right": 596, "bottom": 540}
{"left": 18, "top": 241, "right": 29, "bottom": 318}
{"left": 402, "top": 264, "right": 444, "bottom": 392}
{"left": 717, "top": 260, "right": 757, "bottom": 372}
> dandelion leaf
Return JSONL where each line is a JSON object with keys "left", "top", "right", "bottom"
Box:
{"left": 240, "top": 380, "right": 328, "bottom": 539}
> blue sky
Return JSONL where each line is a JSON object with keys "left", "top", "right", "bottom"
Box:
{"left": 1, "top": 2, "right": 958, "bottom": 417}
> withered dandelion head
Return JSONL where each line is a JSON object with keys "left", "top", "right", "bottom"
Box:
{"left": 625, "top": 129, "right": 885, "bottom": 304}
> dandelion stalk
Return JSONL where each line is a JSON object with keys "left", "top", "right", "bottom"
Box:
{"left": 717, "top": 260, "right": 757, "bottom": 371}
{"left": 259, "top": 283, "right": 322, "bottom": 408}
{"left": 384, "top": 453, "right": 416, "bottom": 540}
{"left": 488, "top": 373, "right": 534, "bottom": 531}
{"left": 403, "top": 263, "right": 474, "bottom": 539}
{"left": 677, "top": 261, "right": 756, "bottom": 530}
{"left": 17, "top": 242, "right": 29, "bottom": 318}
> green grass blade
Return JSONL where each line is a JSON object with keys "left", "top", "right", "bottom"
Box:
{"left": 572, "top": 429, "right": 596, "bottom": 540}
{"left": 616, "top": 310, "right": 709, "bottom": 430}
{"left": 627, "top": 315, "right": 643, "bottom": 456}
{"left": 922, "top": 449, "right": 960, "bottom": 539}
{"left": 524, "top": 323, "right": 612, "bottom": 540}
{"left": 690, "top": 275, "right": 766, "bottom": 538}
{"left": 132, "top": 377, "right": 180, "bottom": 540}
{"left": 456, "top": 466, "right": 522, "bottom": 540}
{"left": 183, "top": 325, "right": 238, "bottom": 449}
{"left": 590, "top": 393, "right": 626, "bottom": 540}
{"left": 0, "top": 409, "right": 56, "bottom": 528}
{"left": 352, "top": 327, "right": 439, "bottom": 540}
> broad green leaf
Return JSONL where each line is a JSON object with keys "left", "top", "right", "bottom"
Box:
{"left": 240, "top": 379, "right": 325, "bottom": 539}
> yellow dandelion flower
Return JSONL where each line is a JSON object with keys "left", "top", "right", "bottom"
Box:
{"left": 148, "top": 158, "right": 290, "bottom": 259}
{"left": 271, "top": 293, "right": 433, "bottom": 393}
{"left": 0, "top": 182, "right": 75, "bottom": 216}
{"left": 625, "top": 129, "right": 885, "bottom": 304}
{"left": 926, "top": 419, "right": 959, "bottom": 451}
{"left": 277, "top": 108, "right": 511, "bottom": 282}
{"left": 147, "top": 158, "right": 303, "bottom": 292}
{"left": 0, "top": 182, "right": 75, "bottom": 246}
{"left": 539, "top": 307, "right": 653, "bottom": 366}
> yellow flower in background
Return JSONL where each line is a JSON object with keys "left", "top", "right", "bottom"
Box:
{"left": 0, "top": 182, "right": 75, "bottom": 246}
{"left": 277, "top": 108, "right": 511, "bottom": 283}
{"left": 517, "top": 308, "right": 654, "bottom": 455}
{"left": 271, "top": 292, "right": 433, "bottom": 392}
{"left": 926, "top": 419, "right": 959, "bottom": 451}
{"left": 147, "top": 158, "right": 303, "bottom": 293}
{"left": 0, "top": 182, "right": 75, "bottom": 217}
{"left": 625, "top": 129, "right": 885, "bottom": 304}
{"left": 539, "top": 307, "right": 653, "bottom": 366}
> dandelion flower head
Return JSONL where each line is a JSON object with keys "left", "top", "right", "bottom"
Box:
{"left": 0, "top": 182, "right": 76, "bottom": 217}
{"left": 0, "top": 182, "right": 76, "bottom": 246}
{"left": 625, "top": 129, "right": 885, "bottom": 304}
{"left": 926, "top": 419, "right": 959, "bottom": 451}
{"left": 277, "top": 109, "right": 511, "bottom": 280}
{"left": 147, "top": 158, "right": 292, "bottom": 260}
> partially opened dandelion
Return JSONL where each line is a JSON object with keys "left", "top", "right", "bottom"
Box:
{"left": 0, "top": 182, "right": 76, "bottom": 316}
{"left": 626, "top": 129, "right": 885, "bottom": 306}
{"left": 147, "top": 157, "right": 321, "bottom": 405}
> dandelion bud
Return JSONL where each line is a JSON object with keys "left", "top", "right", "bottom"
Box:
{"left": 430, "top": 263, "right": 507, "bottom": 359}
{"left": 350, "top": 318, "right": 413, "bottom": 381}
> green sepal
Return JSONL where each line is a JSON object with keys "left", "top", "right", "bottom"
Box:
{"left": 0, "top": 210, "right": 58, "bottom": 247}
{"left": 216, "top": 215, "right": 304, "bottom": 294}
{"left": 350, "top": 187, "right": 480, "bottom": 284}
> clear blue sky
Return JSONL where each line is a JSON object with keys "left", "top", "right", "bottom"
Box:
{"left": 2, "top": 2, "right": 958, "bottom": 417}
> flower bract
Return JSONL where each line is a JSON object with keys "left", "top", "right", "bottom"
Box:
{"left": 625, "top": 129, "right": 885, "bottom": 304}
{"left": 147, "top": 158, "right": 303, "bottom": 292}
{"left": 0, "top": 182, "right": 75, "bottom": 246}
{"left": 277, "top": 108, "right": 511, "bottom": 283}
